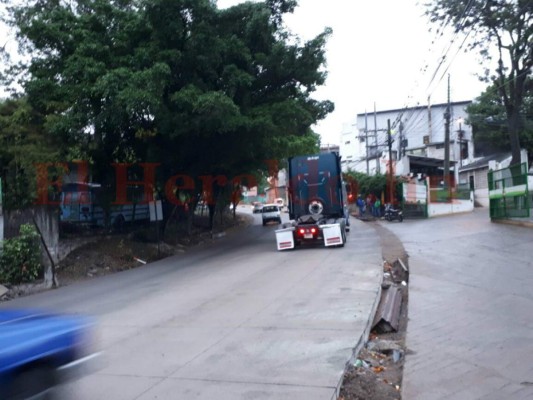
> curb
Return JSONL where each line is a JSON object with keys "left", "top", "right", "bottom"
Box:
{"left": 492, "top": 218, "right": 533, "bottom": 229}
{"left": 333, "top": 269, "right": 384, "bottom": 400}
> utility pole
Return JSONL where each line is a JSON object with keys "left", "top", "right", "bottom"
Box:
{"left": 457, "top": 119, "right": 464, "bottom": 168}
{"left": 398, "top": 121, "right": 404, "bottom": 158}
{"left": 364, "top": 111, "right": 369, "bottom": 174}
{"left": 443, "top": 75, "right": 451, "bottom": 195}
{"left": 387, "top": 119, "right": 394, "bottom": 203}
{"left": 427, "top": 95, "right": 432, "bottom": 143}
{"left": 374, "top": 103, "right": 380, "bottom": 174}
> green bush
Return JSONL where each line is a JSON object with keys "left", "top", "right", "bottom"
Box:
{"left": 0, "top": 224, "right": 42, "bottom": 284}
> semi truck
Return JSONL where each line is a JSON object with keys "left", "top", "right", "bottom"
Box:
{"left": 275, "top": 152, "right": 350, "bottom": 250}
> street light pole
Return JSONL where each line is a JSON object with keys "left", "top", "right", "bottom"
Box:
{"left": 387, "top": 119, "right": 394, "bottom": 204}
{"left": 456, "top": 117, "right": 465, "bottom": 173}
{"left": 443, "top": 75, "right": 451, "bottom": 198}
{"left": 458, "top": 120, "right": 463, "bottom": 168}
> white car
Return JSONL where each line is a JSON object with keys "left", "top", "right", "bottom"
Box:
{"left": 262, "top": 204, "right": 282, "bottom": 226}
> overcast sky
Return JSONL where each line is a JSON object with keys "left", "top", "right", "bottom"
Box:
{"left": 219, "top": 0, "right": 488, "bottom": 145}
{"left": 1, "top": 0, "right": 489, "bottom": 146}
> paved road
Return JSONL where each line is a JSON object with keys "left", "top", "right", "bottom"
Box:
{"left": 381, "top": 209, "right": 533, "bottom": 400}
{"left": 2, "top": 209, "right": 382, "bottom": 400}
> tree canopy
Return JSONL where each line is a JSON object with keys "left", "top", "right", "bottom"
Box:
{"left": 0, "top": 97, "right": 61, "bottom": 209}
{"left": 425, "top": 0, "right": 533, "bottom": 166}
{"left": 467, "top": 79, "right": 533, "bottom": 158}
{"left": 0, "top": 0, "right": 333, "bottom": 211}
{"left": 343, "top": 170, "right": 387, "bottom": 200}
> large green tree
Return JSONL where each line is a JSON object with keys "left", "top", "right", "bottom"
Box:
{"left": 0, "top": 97, "right": 61, "bottom": 209}
{"left": 467, "top": 79, "right": 533, "bottom": 158}
{"left": 425, "top": 0, "right": 533, "bottom": 166}
{"left": 1, "top": 0, "right": 332, "bottom": 218}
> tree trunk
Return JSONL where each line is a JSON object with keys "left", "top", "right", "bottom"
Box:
{"left": 186, "top": 206, "right": 194, "bottom": 237}
{"left": 505, "top": 98, "right": 525, "bottom": 185}
{"left": 507, "top": 102, "right": 523, "bottom": 167}
{"left": 208, "top": 204, "right": 215, "bottom": 231}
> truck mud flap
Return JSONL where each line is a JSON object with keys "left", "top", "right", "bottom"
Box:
{"left": 275, "top": 227, "right": 295, "bottom": 251}
{"left": 321, "top": 224, "right": 343, "bottom": 247}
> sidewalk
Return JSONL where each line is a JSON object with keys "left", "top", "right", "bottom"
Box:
{"left": 393, "top": 210, "right": 533, "bottom": 400}
{"left": 493, "top": 215, "right": 533, "bottom": 228}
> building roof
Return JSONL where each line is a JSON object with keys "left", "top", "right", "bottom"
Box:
{"left": 408, "top": 155, "right": 457, "bottom": 168}
{"left": 356, "top": 100, "right": 472, "bottom": 118}
{"left": 459, "top": 152, "right": 510, "bottom": 172}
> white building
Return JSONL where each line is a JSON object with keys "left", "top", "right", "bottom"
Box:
{"left": 340, "top": 101, "right": 473, "bottom": 187}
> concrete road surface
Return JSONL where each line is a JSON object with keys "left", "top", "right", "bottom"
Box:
{"left": 381, "top": 209, "right": 533, "bottom": 400}
{"left": 2, "top": 210, "right": 383, "bottom": 400}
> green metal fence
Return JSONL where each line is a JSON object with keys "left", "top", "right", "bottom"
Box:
{"left": 455, "top": 184, "right": 472, "bottom": 200}
{"left": 429, "top": 184, "right": 471, "bottom": 203}
{"left": 488, "top": 163, "right": 530, "bottom": 219}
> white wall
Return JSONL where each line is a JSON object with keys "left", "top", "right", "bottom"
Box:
{"left": 340, "top": 120, "right": 368, "bottom": 172}
{"left": 428, "top": 199, "right": 474, "bottom": 217}
{"left": 428, "top": 194, "right": 474, "bottom": 217}
{"left": 426, "top": 146, "right": 445, "bottom": 160}
{"left": 474, "top": 188, "right": 490, "bottom": 207}
{"left": 345, "top": 101, "right": 473, "bottom": 176}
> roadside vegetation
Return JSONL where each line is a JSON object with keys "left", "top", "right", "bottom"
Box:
{"left": 0, "top": 224, "right": 41, "bottom": 285}
{"left": 426, "top": 0, "right": 532, "bottom": 166}
{"left": 0, "top": 2, "right": 531, "bottom": 398}
{"left": 0, "top": 0, "right": 332, "bottom": 230}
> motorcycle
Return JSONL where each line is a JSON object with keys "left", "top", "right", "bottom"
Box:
{"left": 384, "top": 203, "right": 403, "bottom": 222}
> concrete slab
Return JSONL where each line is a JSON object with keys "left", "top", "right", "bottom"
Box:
{"left": 379, "top": 210, "right": 533, "bottom": 400}
{"left": 57, "top": 374, "right": 163, "bottom": 400}
{"left": 98, "top": 326, "right": 234, "bottom": 377}
{"left": 135, "top": 377, "right": 336, "bottom": 400}
{"left": 245, "top": 290, "right": 378, "bottom": 331}
{"left": 3, "top": 216, "right": 384, "bottom": 400}
{"left": 169, "top": 326, "right": 360, "bottom": 387}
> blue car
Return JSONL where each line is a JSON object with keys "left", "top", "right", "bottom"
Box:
{"left": 0, "top": 309, "right": 100, "bottom": 399}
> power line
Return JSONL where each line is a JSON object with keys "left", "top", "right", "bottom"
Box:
{"left": 383, "top": 0, "right": 477, "bottom": 134}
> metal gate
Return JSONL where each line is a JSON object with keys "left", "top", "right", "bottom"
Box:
{"left": 488, "top": 163, "right": 530, "bottom": 219}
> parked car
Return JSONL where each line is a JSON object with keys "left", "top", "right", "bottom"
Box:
{"left": 262, "top": 204, "right": 282, "bottom": 226}
{"left": 252, "top": 202, "right": 264, "bottom": 214}
{"left": 0, "top": 309, "right": 100, "bottom": 399}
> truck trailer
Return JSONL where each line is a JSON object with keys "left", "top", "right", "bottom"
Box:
{"left": 275, "top": 152, "right": 350, "bottom": 250}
